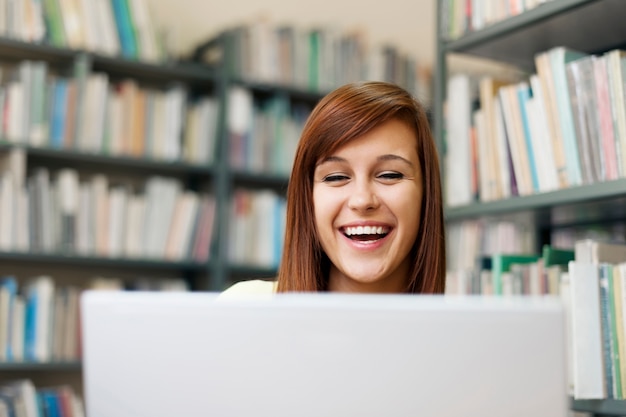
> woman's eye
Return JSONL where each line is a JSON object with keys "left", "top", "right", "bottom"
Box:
{"left": 378, "top": 172, "right": 404, "bottom": 180}
{"left": 323, "top": 174, "right": 350, "bottom": 183}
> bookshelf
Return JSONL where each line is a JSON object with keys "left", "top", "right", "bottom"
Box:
{"left": 435, "top": 0, "right": 626, "bottom": 414}
{"left": 0, "top": 32, "right": 224, "bottom": 405}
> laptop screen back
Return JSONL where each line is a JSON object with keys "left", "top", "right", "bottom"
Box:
{"left": 81, "top": 292, "right": 567, "bottom": 417}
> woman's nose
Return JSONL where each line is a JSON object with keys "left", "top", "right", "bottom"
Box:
{"left": 347, "top": 181, "right": 380, "bottom": 211}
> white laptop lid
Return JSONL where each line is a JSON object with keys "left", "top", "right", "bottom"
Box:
{"left": 81, "top": 291, "right": 567, "bottom": 417}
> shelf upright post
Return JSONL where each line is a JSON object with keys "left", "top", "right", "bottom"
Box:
{"left": 210, "top": 32, "right": 235, "bottom": 291}
{"left": 433, "top": 0, "right": 447, "bottom": 181}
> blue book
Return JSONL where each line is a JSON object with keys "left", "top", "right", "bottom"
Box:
{"left": 517, "top": 83, "right": 540, "bottom": 192}
{"left": 110, "top": 0, "right": 138, "bottom": 58}
{"left": 40, "top": 391, "right": 61, "bottom": 417}
{"left": 49, "top": 79, "right": 68, "bottom": 148}
{"left": 0, "top": 276, "right": 18, "bottom": 360}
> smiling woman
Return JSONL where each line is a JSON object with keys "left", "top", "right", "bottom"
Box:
{"left": 224, "top": 81, "right": 445, "bottom": 295}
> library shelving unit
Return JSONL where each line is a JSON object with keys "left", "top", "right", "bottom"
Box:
{"left": 434, "top": 0, "right": 626, "bottom": 414}
{"left": 206, "top": 31, "right": 329, "bottom": 284}
{"left": 0, "top": 34, "right": 225, "bottom": 390}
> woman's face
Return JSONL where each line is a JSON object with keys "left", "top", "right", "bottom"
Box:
{"left": 312, "top": 118, "right": 423, "bottom": 293}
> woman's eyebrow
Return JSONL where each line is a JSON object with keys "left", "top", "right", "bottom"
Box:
{"left": 318, "top": 154, "right": 414, "bottom": 167}
{"left": 317, "top": 155, "right": 346, "bottom": 165}
{"left": 378, "top": 154, "right": 415, "bottom": 167}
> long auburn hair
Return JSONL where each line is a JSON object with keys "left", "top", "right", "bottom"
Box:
{"left": 276, "top": 81, "right": 445, "bottom": 293}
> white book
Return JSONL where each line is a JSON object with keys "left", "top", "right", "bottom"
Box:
{"left": 150, "top": 91, "right": 166, "bottom": 159}
{"left": 58, "top": 0, "right": 87, "bottom": 48}
{"left": 445, "top": 74, "right": 473, "bottom": 206}
{"left": 0, "top": 173, "right": 14, "bottom": 250}
{"left": 14, "top": 187, "right": 29, "bottom": 252}
{"left": 76, "top": 183, "right": 94, "bottom": 255}
{"left": 568, "top": 261, "right": 606, "bottom": 399}
{"left": 473, "top": 108, "right": 491, "bottom": 201}
{"left": 128, "top": 0, "right": 159, "bottom": 62}
{"left": 78, "top": 0, "right": 100, "bottom": 51}
{"left": 494, "top": 94, "right": 512, "bottom": 199}
{"left": 164, "top": 191, "right": 199, "bottom": 260}
{"left": 4, "top": 379, "right": 37, "bottom": 417}
{"left": 163, "top": 86, "right": 186, "bottom": 160}
{"left": 80, "top": 74, "right": 109, "bottom": 153}
{"left": 91, "top": 174, "right": 109, "bottom": 256}
{"left": 559, "top": 271, "right": 574, "bottom": 395}
{"left": 6, "top": 81, "right": 24, "bottom": 142}
{"left": 124, "top": 194, "right": 146, "bottom": 258}
{"left": 0, "top": 0, "right": 7, "bottom": 35}
{"left": 106, "top": 92, "right": 124, "bottom": 156}
{"left": 499, "top": 85, "right": 531, "bottom": 195}
{"left": 107, "top": 186, "right": 128, "bottom": 258}
{"left": 93, "top": 0, "right": 120, "bottom": 55}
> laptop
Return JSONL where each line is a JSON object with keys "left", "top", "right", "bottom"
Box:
{"left": 81, "top": 291, "right": 568, "bottom": 417}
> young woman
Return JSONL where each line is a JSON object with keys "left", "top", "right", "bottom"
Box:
{"left": 224, "top": 81, "right": 445, "bottom": 294}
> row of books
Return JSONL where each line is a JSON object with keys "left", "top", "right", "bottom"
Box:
{"left": 0, "top": 151, "right": 216, "bottom": 261}
{"left": 446, "top": 218, "right": 536, "bottom": 273}
{"left": 228, "top": 87, "right": 310, "bottom": 175}
{"left": 446, "top": 218, "right": 626, "bottom": 274}
{"left": 228, "top": 189, "right": 286, "bottom": 269}
{"left": 0, "top": 0, "right": 163, "bottom": 62}
{"left": 0, "top": 379, "right": 83, "bottom": 417}
{"left": 445, "top": 245, "right": 572, "bottom": 296}
{"left": 445, "top": 46, "right": 626, "bottom": 206}
{"left": 446, "top": 239, "right": 626, "bottom": 401}
{"left": 441, "top": 0, "right": 556, "bottom": 41}
{"left": 223, "top": 22, "right": 431, "bottom": 101}
{"left": 0, "top": 275, "right": 187, "bottom": 363}
{"left": 1, "top": 60, "right": 219, "bottom": 164}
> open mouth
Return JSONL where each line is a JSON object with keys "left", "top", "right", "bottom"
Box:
{"left": 342, "top": 226, "right": 390, "bottom": 242}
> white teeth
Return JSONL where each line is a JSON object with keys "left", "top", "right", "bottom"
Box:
{"left": 344, "top": 226, "right": 388, "bottom": 236}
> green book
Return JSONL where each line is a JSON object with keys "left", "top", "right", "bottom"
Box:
{"left": 42, "top": 0, "right": 66, "bottom": 47}
{"left": 491, "top": 254, "right": 539, "bottom": 295}
{"left": 541, "top": 245, "right": 575, "bottom": 267}
{"left": 605, "top": 264, "right": 623, "bottom": 398}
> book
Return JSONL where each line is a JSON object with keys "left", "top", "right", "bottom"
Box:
{"left": 110, "top": 0, "right": 139, "bottom": 58}
{"left": 599, "top": 264, "right": 617, "bottom": 398}
{"left": 542, "top": 245, "right": 575, "bottom": 267}
{"left": 491, "top": 253, "right": 539, "bottom": 295}
{"left": 593, "top": 55, "right": 619, "bottom": 181}
{"left": 605, "top": 49, "right": 626, "bottom": 178}
{"left": 0, "top": 277, "right": 17, "bottom": 361}
{"left": 618, "top": 263, "right": 626, "bottom": 398}
{"left": 41, "top": 0, "right": 66, "bottom": 47}
{"left": 568, "top": 261, "right": 605, "bottom": 398}
{"left": 528, "top": 75, "right": 559, "bottom": 192}
{"left": 445, "top": 74, "right": 474, "bottom": 206}
{"left": 535, "top": 50, "right": 568, "bottom": 188}
{"left": 608, "top": 264, "right": 625, "bottom": 398}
